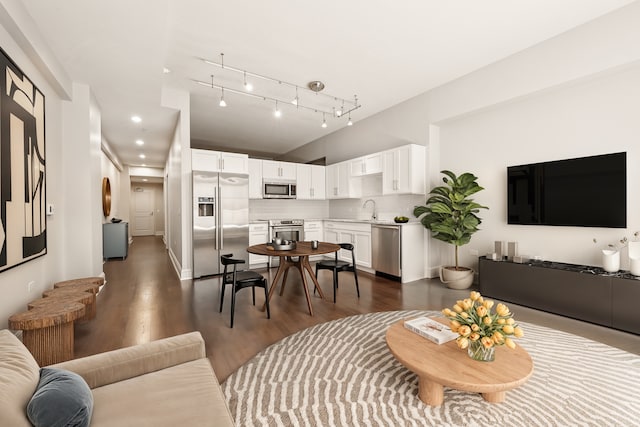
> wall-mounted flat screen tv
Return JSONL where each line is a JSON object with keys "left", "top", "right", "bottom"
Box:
{"left": 507, "top": 152, "right": 626, "bottom": 228}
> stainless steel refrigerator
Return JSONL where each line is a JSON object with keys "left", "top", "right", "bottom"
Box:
{"left": 192, "top": 171, "right": 249, "bottom": 278}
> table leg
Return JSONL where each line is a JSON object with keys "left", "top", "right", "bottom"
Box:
{"left": 301, "top": 256, "right": 325, "bottom": 300}
{"left": 293, "top": 257, "right": 314, "bottom": 316}
{"left": 264, "top": 257, "right": 287, "bottom": 309}
{"left": 482, "top": 391, "right": 506, "bottom": 403}
{"left": 23, "top": 322, "right": 75, "bottom": 366}
{"left": 418, "top": 376, "right": 444, "bottom": 406}
{"left": 279, "top": 259, "right": 292, "bottom": 296}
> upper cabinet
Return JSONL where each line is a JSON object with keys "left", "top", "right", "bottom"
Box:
{"left": 262, "top": 160, "right": 296, "bottom": 180}
{"left": 192, "top": 149, "right": 249, "bottom": 174}
{"left": 296, "top": 164, "right": 326, "bottom": 200}
{"left": 248, "top": 158, "right": 263, "bottom": 199}
{"left": 326, "top": 161, "right": 351, "bottom": 199}
{"left": 382, "top": 144, "right": 425, "bottom": 195}
{"left": 350, "top": 153, "right": 383, "bottom": 177}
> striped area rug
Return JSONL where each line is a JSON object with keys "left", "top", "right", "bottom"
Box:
{"left": 222, "top": 310, "right": 640, "bottom": 426}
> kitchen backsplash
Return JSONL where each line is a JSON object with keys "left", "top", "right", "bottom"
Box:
{"left": 330, "top": 195, "right": 425, "bottom": 221}
{"left": 249, "top": 195, "right": 424, "bottom": 222}
{"left": 249, "top": 199, "right": 330, "bottom": 221}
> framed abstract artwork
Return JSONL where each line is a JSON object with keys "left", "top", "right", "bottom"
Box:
{"left": 0, "top": 47, "right": 47, "bottom": 273}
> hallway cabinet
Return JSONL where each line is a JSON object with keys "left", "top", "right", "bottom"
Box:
{"left": 103, "top": 222, "right": 128, "bottom": 259}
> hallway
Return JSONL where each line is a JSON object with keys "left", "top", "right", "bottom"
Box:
{"left": 75, "top": 236, "right": 640, "bottom": 382}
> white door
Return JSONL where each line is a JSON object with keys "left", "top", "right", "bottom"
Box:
{"left": 133, "top": 187, "right": 155, "bottom": 236}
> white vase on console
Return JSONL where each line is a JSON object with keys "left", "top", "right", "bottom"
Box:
{"left": 602, "top": 249, "right": 620, "bottom": 273}
{"left": 628, "top": 241, "right": 640, "bottom": 276}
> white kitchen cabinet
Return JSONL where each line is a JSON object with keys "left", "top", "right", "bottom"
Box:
{"left": 249, "top": 222, "right": 269, "bottom": 266}
{"left": 399, "top": 223, "right": 427, "bottom": 283}
{"left": 304, "top": 220, "right": 324, "bottom": 261}
{"left": 323, "top": 221, "right": 372, "bottom": 268}
{"left": 382, "top": 144, "right": 425, "bottom": 195}
{"left": 248, "top": 158, "right": 263, "bottom": 199}
{"left": 350, "top": 153, "right": 383, "bottom": 176}
{"left": 262, "top": 160, "right": 296, "bottom": 180}
{"left": 296, "top": 164, "right": 326, "bottom": 200}
{"left": 326, "top": 161, "right": 351, "bottom": 199}
{"left": 192, "top": 149, "right": 249, "bottom": 174}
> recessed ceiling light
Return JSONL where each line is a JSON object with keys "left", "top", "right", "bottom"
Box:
{"left": 163, "top": 67, "right": 171, "bottom": 74}
{"left": 131, "top": 115, "right": 142, "bottom": 123}
{"left": 136, "top": 139, "right": 144, "bottom": 146}
{"left": 139, "top": 154, "right": 146, "bottom": 159}
{"left": 142, "top": 179, "right": 148, "bottom": 182}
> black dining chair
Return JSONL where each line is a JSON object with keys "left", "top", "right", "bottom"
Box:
{"left": 314, "top": 243, "right": 360, "bottom": 303}
{"left": 220, "top": 254, "right": 270, "bottom": 328}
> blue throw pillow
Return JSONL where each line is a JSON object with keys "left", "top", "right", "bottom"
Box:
{"left": 27, "top": 367, "right": 93, "bottom": 427}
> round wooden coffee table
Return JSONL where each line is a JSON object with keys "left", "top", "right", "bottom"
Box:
{"left": 385, "top": 318, "right": 534, "bottom": 406}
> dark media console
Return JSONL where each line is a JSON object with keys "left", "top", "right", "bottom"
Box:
{"left": 478, "top": 256, "right": 639, "bottom": 335}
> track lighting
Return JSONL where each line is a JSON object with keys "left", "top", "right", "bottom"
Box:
{"left": 196, "top": 53, "right": 360, "bottom": 128}
{"left": 243, "top": 71, "right": 253, "bottom": 91}
{"left": 219, "top": 87, "right": 227, "bottom": 107}
{"left": 347, "top": 112, "right": 353, "bottom": 126}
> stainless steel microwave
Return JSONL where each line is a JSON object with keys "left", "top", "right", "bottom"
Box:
{"left": 263, "top": 180, "right": 297, "bottom": 199}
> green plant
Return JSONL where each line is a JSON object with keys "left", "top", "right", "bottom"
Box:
{"left": 413, "top": 170, "right": 488, "bottom": 270}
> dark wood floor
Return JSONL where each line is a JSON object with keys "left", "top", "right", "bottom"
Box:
{"left": 76, "top": 236, "right": 640, "bottom": 383}
{"left": 75, "top": 236, "right": 466, "bottom": 381}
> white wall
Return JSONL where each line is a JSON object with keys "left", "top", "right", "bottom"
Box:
{"left": 283, "top": 94, "right": 430, "bottom": 164}
{"left": 60, "top": 84, "right": 104, "bottom": 279}
{"left": 162, "top": 86, "right": 190, "bottom": 279}
{"left": 0, "top": 7, "right": 104, "bottom": 328}
{"left": 0, "top": 21, "right": 66, "bottom": 328}
{"left": 439, "top": 64, "right": 640, "bottom": 271}
{"left": 284, "top": 1, "right": 640, "bottom": 277}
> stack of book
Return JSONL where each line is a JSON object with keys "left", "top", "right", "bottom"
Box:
{"left": 404, "top": 316, "right": 458, "bottom": 345}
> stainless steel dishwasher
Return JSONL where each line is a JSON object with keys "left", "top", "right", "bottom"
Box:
{"left": 372, "top": 224, "right": 401, "bottom": 279}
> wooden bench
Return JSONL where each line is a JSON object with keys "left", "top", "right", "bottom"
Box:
{"left": 9, "top": 301, "right": 85, "bottom": 366}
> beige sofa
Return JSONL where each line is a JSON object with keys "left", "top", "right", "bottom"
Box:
{"left": 0, "top": 329, "right": 235, "bottom": 426}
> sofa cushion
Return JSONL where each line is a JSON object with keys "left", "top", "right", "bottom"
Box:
{"left": 89, "top": 358, "right": 233, "bottom": 427}
{"left": 27, "top": 368, "right": 93, "bottom": 427}
{"left": 0, "top": 330, "right": 40, "bottom": 427}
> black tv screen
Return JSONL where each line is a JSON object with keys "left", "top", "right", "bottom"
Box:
{"left": 507, "top": 152, "right": 626, "bottom": 228}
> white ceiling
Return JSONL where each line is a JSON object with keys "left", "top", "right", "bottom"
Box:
{"left": 22, "top": 0, "right": 635, "bottom": 169}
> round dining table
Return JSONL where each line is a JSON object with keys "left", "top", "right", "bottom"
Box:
{"left": 247, "top": 241, "right": 340, "bottom": 316}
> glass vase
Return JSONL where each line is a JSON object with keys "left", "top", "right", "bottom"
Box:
{"left": 467, "top": 340, "right": 495, "bottom": 362}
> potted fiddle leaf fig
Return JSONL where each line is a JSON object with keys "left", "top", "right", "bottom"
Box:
{"left": 414, "top": 170, "right": 488, "bottom": 289}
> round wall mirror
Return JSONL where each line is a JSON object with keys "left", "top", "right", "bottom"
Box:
{"left": 102, "top": 177, "right": 111, "bottom": 216}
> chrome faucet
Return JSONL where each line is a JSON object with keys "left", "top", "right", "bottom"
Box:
{"left": 363, "top": 199, "right": 377, "bottom": 220}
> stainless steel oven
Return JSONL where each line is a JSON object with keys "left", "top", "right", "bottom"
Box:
{"left": 268, "top": 219, "right": 304, "bottom": 267}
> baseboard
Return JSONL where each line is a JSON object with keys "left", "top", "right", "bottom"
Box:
{"left": 167, "top": 247, "right": 192, "bottom": 280}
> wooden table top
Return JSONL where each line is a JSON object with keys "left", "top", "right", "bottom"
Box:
{"left": 247, "top": 241, "right": 340, "bottom": 257}
{"left": 386, "top": 318, "right": 534, "bottom": 392}
{"left": 9, "top": 301, "right": 86, "bottom": 330}
{"left": 29, "top": 293, "right": 95, "bottom": 309}
{"left": 52, "top": 282, "right": 100, "bottom": 294}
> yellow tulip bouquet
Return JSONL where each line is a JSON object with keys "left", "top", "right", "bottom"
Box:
{"left": 442, "top": 291, "right": 524, "bottom": 361}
